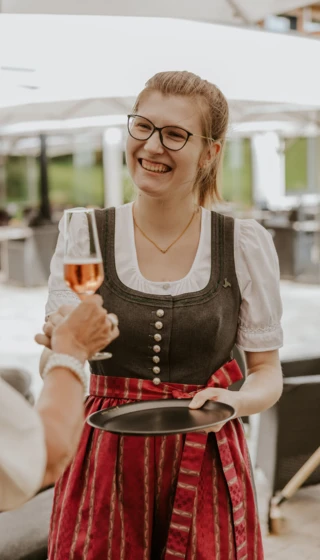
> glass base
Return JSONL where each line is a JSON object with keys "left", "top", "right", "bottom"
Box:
{"left": 90, "top": 352, "right": 113, "bottom": 361}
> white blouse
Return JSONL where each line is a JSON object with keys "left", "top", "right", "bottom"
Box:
{"left": 46, "top": 203, "right": 283, "bottom": 352}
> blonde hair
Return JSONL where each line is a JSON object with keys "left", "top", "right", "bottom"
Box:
{"left": 133, "top": 71, "right": 229, "bottom": 208}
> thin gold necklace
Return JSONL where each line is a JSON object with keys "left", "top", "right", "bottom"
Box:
{"left": 133, "top": 206, "right": 198, "bottom": 254}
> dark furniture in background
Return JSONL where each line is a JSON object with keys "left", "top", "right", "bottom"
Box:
{"left": 255, "top": 356, "right": 320, "bottom": 496}
{"left": 0, "top": 488, "right": 53, "bottom": 560}
{"left": 7, "top": 224, "right": 58, "bottom": 287}
{"left": 258, "top": 204, "right": 320, "bottom": 284}
{"left": 265, "top": 223, "right": 320, "bottom": 283}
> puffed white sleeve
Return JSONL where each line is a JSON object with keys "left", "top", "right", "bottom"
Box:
{"left": 234, "top": 219, "right": 283, "bottom": 352}
{"left": 45, "top": 209, "right": 90, "bottom": 319}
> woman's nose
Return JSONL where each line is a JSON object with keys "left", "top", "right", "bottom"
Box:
{"left": 144, "top": 130, "right": 164, "bottom": 154}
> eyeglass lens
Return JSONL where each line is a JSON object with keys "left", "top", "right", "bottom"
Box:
{"left": 128, "top": 115, "right": 189, "bottom": 150}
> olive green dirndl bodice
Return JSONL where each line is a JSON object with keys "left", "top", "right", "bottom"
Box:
{"left": 90, "top": 207, "right": 241, "bottom": 385}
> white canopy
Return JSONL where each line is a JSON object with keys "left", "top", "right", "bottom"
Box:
{"left": 0, "top": 0, "right": 313, "bottom": 26}
{"left": 0, "top": 14, "right": 319, "bottom": 140}
{"left": 1, "top": 114, "right": 319, "bottom": 158}
{"left": 0, "top": 11, "right": 318, "bottom": 212}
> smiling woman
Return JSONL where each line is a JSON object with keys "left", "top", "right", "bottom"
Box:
{"left": 45, "top": 70, "right": 283, "bottom": 560}
{"left": 128, "top": 72, "right": 227, "bottom": 208}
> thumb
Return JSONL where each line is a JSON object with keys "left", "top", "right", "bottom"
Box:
{"left": 35, "top": 333, "right": 51, "bottom": 348}
{"left": 84, "top": 294, "right": 103, "bottom": 307}
{"left": 189, "top": 392, "right": 218, "bottom": 410}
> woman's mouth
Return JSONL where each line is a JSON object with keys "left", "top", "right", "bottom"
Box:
{"left": 139, "top": 158, "right": 172, "bottom": 174}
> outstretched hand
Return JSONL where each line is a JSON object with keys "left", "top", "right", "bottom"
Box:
{"left": 35, "top": 304, "right": 78, "bottom": 349}
{"left": 189, "top": 388, "right": 240, "bottom": 433}
{"left": 35, "top": 295, "right": 119, "bottom": 362}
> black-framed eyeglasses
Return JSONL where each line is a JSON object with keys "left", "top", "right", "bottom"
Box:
{"left": 127, "top": 114, "right": 216, "bottom": 152}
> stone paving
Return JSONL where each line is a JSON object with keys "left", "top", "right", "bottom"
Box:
{"left": 0, "top": 279, "right": 320, "bottom": 558}
{"left": 258, "top": 473, "right": 320, "bottom": 559}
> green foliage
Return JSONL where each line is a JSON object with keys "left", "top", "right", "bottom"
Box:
{"left": 5, "top": 157, "right": 29, "bottom": 202}
{"left": 285, "top": 138, "right": 307, "bottom": 193}
{"left": 48, "top": 155, "right": 104, "bottom": 207}
{"left": 49, "top": 155, "right": 136, "bottom": 207}
{"left": 3, "top": 143, "right": 253, "bottom": 214}
{"left": 3, "top": 136, "right": 316, "bottom": 218}
{"left": 222, "top": 139, "right": 252, "bottom": 207}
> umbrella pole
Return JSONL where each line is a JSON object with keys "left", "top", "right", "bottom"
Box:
{"left": 39, "top": 134, "right": 51, "bottom": 222}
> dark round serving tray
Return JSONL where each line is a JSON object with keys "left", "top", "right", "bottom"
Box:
{"left": 87, "top": 398, "right": 236, "bottom": 436}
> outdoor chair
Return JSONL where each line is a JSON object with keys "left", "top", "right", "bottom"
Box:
{"left": 255, "top": 356, "right": 320, "bottom": 526}
{"left": 230, "top": 344, "right": 246, "bottom": 386}
{"left": 0, "top": 366, "right": 34, "bottom": 405}
{"left": 0, "top": 487, "right": 54, "bottom": 560}
{"left": 229, "top": 345, "right": 249, "bottom": 425}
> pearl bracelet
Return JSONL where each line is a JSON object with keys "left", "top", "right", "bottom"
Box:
{"left": 42, "top": 353, "right": 87, "bottom": 393}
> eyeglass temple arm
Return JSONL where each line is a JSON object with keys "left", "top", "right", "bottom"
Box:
{"left": 193, "top": 133, "right": 217, "bottom": 142}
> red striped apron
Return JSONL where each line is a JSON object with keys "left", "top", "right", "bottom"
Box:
{"left": 48, "top": 359, "right": 263, "bottom": 560}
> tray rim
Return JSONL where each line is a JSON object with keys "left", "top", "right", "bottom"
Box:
{"left": 86, "top": 398, "right": 236, "bottom": 436}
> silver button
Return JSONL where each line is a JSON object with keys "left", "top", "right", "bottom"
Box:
{"left": 154, "top": 334, "right": 162, "bottom": 342}
{"left": 153, "top": 366, "right": 161, "bottom": 375}
{"left": 153, "top": 356, "right": 160, "bottom": 364}
{"left": 153, "top": 345, "right": 161, "bottom": 353}
{"left": 155, "top": 321, "right": 163, "bottom": 330}
{"left": 153, "top": 377, "right": 161, "bottom": 386}
{"left": 156, "top": 309, "right": 164, "bottom": 318}
{"left": 163, "top": 283, "right": 170, "bottom": 290}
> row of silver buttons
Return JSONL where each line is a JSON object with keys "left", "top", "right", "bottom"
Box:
{"left": 152, "top": 309, "right": 164, "bottom": 385}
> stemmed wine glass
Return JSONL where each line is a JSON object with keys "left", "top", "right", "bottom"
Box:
{"left": 63, "top": 208, "right": 112, "bottom": 361}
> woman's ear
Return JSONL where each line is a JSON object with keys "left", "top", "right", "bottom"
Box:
{"left": 200, "top": 141, "right": 221, "bottom": 168}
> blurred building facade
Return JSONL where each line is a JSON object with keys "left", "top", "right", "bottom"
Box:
{"left": 262, "top": 2, "right": 320, "bottom": 35}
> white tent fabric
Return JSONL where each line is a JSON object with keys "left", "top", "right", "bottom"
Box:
{"left": 1, "top": 15, "right": 320, "bottom": 131}
{"left": 1, "top": 103, "right": 319, "bottom": 140}
{"left": 0, "top": 0, "right": 314, "bottom": 26}
{"left": 1, "top": 114, "right": 319, "bottom": 157}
